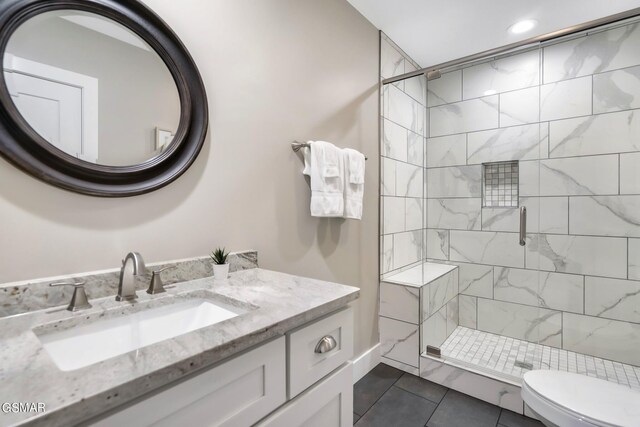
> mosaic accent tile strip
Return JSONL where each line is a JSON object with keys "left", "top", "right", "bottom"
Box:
{"left": 483, "top": 161, "right": 519, "bottom": 207}
{"left": 441, "top": 326, "right": 640, "bottom": 391}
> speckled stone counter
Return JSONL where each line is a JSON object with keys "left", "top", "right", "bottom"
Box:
{"left": 0, "top": 268, "right": 359, "bottom": 426}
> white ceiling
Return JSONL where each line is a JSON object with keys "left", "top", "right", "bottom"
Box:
{"left": 347, "top": 0, "right": 640, "bottom": 67}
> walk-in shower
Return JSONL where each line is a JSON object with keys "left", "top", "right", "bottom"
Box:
{"left": 379, "top": 11, "right": 640, "bottom": 404}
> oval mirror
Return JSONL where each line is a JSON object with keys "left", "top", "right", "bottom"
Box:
{"left": 0, "top": 0, "right": 208, "bottom": 196}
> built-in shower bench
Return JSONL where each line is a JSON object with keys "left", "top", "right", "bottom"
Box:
{"left": 379, "top": 261, "right": 459, "bottom": 375}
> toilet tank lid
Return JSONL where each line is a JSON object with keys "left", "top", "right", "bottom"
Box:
{"left": 523, "top": 370, "right": 640, "bottom": 426}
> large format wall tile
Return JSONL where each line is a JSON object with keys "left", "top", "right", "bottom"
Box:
{"left": 459, "top": 295, "right": 478, "bottom": 328}
{"left": 382, "top": 234, "right": 393, "bottom": 273}
{"left": 519, "top": 160, "right": 540, "bottom": 197}
{"left": 405, "top": 73, "right": 427, "bottom": 106}
{"left": 540, "top": 76, "right": 592, "bottom": 121}
{"left": 466, "top": 124, "right": 541, "bottom": 164}
{"left": 405, "top": 198, "right": 423, "bottom": 231}
{"left": 426, "top": 229, "right": 449, "bottom": 260}
{"left": 544, "top": 22, "right": 640, "bottom": 84}
{"left": 382, "top": 157, "right": 396, "bottom": 196}
{"left": 493, "top": 267, "right": 584, "bottom": 313}
{"left": 630, "top": 239, "right": 640, "bottom": 280}
{"left": 429, "top": 96, "right": 499, "bottom": 137}
{"left": 381, "top": 37, "right": 405, "bottom": 79}
{"left": 549, "top": 109, "right": 640, "bottom": 158}
{"left": 427, "top": 166, "right": 482, "bottom": 198}
{"left": 380, "top": 316, "right": 420, "bottom": 368}
{"left": 477, "top": 298, "right": 562, "bottom": 347}
{"left": 450, "top": 230, "right": 524, "bottom": 268}
{"left": 380, "top": 282, "right": 420, "bottom": 324}
{"left": 481, "top": 198, "right": 568, "bottom": 234}
{"left": 593, "top": 65, "right": 640, "bottom": 114}
{"left": 481, "top": 207, "right": 521, "bottom": 233}
{"left": 425, "top": 269, "right": 458, "bottom": 318}
{"left": 407, "top": 131, "right": 424, "bottom": 166}
{"left": 383, "top": 196, "right": 405, "bottom": 234}
{"left": 620, "top": 152, "right": 640, "bottom": 194}
{"left": 422, "top": 306, "right": 448, "bottom": 349}
{"left": 456, "top": 262, "right": 493, "bottom": 298}
{"left": 420, "top": 356, "right": 524, "bottom": 413}
{"left": 463, "top": 50, "right": 540, "bottom": 99}
{"left": 397, "top": 162, "right": 423, "bottom": 197}
{"left": 427, "top": 198, "right": 481, "bottom": 230}
{"left": 387, "top": 84, "right": 425, "bottom": 136}
{"left": 426, "top": 134, "right": 466, "bottom": 167}
{"left": 536, "top": 197, "right": 569, "bottom": 234}
{"left": 585, "top": 276, "right": 640, "bottom": 323}
{"left": 526, "top": 234, "right": 627, "bottom": 279}
{"left": 563, "top": 312, "right": 640, "bottom": 365}
{"left": 394, "top": 230, "right": 422, "bottom": 268}
{"left": 539, "top": 155, "right": 619, "bottom": 196}
{"left": 382, "top": 119, "right": 408, "bottom": 162}
{"left": 499, "top": 86, "right": 539, "bottom": 127}
{"left": 427, "top": 70, "right": 462, "bottom": 107}
{"left": 569, "top": 196, "right": 640, "bottom": 237}
{"left": 447, "top": 296, "right": 459, "bottom": 336}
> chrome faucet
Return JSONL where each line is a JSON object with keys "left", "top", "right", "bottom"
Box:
{"left": 116, "top": 252, "right": 146, "bottom": 301}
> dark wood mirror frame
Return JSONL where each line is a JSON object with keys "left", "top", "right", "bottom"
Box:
{"left": 0, "top": 0, "right": 208, "bottom": 197}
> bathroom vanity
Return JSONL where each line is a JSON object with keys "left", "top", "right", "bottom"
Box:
{"left": 0, "top": 268, "right": 359, "bottom": 426}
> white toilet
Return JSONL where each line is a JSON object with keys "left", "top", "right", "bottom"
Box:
{"left": 522, "top": 370, "right": 640, "bottom": 427}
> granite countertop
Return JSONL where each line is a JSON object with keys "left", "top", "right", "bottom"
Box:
{"left": 0, "top": 268, "right": 359, "bottom": 427}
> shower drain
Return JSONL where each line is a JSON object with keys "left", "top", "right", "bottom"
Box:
{"left": 514, "top": 360, "right": 534, "bottom": 370}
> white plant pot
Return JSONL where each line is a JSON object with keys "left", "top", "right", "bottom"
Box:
{"left": 213, "top": 263, "right": 229, "bottom": 279}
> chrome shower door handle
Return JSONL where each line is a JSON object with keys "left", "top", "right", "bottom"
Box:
{"left": 519, "top": 206, "right": 527, "bottom": 246}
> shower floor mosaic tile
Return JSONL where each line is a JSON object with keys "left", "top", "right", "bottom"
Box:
{"left": 441, "top": 326, "right": 640, "bottom": 391}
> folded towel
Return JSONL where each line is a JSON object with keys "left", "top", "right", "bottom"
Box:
{"left": 302, "top": 141, "right": 344, "bottom": 217}
{"left": 343, "top": 148, "right": 365, "bottom": 220}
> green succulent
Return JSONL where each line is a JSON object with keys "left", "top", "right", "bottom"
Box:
{"left": 210, "top": 247, "right": 229, "bottom": 265}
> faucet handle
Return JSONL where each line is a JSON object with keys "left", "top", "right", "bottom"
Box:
{"left": 49, "top": 281, "right": 91, "bottom": 311}
{"left": 147, "top": 266, "right": 173, "bottom": 295}
{"left": 50, "top": 280, "right": 87, "bottom": 288}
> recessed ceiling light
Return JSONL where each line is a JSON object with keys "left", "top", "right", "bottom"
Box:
{"left": 509, "top": 19, "right": 538, "bottom": 35}
{"left": 483, "top": 89, "right": 497, "bottom": 96}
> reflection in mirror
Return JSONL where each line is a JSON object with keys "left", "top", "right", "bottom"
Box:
{"left": 3, "top": 10, "right": 180, "bottom": 166}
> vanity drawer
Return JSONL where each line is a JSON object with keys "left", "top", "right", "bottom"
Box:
{"left": 92, "top": 337, "right": 286, "bottom": 427}
{"left": 257, "top": 362, "right": 353, "bottom": 427}
{"left": 287, "top": 306, "right": 353, "bottom": 398}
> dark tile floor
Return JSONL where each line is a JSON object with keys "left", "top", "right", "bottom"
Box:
{"left": 353, "top": 363, "right": 544, "bottom": 427}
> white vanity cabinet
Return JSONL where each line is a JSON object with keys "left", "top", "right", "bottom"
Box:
{"left": 92, "top": 306, "right": 353, "bottom": 427}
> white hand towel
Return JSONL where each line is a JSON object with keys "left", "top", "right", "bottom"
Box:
{"left": 302, "top": 141, "right": 344, "bottom": 217}
{"left": 342, "top": 148, "right": 365, "bottom": 220}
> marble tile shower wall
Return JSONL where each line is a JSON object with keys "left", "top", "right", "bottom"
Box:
{"left": 380, "top": 33, "right": 427, "bottom": 277}
{"left": 426, "top": 22, "right": 640, "bottom": 366}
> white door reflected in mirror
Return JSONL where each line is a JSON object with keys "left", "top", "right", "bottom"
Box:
{"left": 3, "top": 10, "right": 180, "bottom": 167}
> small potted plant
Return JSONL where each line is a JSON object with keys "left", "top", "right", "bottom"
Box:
{"left": 210, "top": 247, "right": 230, "bottom": 279}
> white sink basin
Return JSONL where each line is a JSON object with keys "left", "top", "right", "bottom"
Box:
{"left": 37, "top": 298, "right": 246, "bottom": 371}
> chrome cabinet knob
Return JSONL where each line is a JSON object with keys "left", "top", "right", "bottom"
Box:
{"left": 49, "top": 280, "right": 91, "bottom": 312}
{"left": 314, "top": 335, "right": 337, "bottom": 354}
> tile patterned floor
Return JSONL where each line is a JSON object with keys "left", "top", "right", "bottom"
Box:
{"left": 442, "top": 327, "right": 640, "bottom": 391}
{"left": 354, "top": 363, "right": 544, "bottom": 427}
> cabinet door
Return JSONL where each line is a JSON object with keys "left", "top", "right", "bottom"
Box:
{"left": 257, "top": 363, "right": 353, "bottom": 427}
{"left": 92, "top": 337, "right": 286, "bottom": 427}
